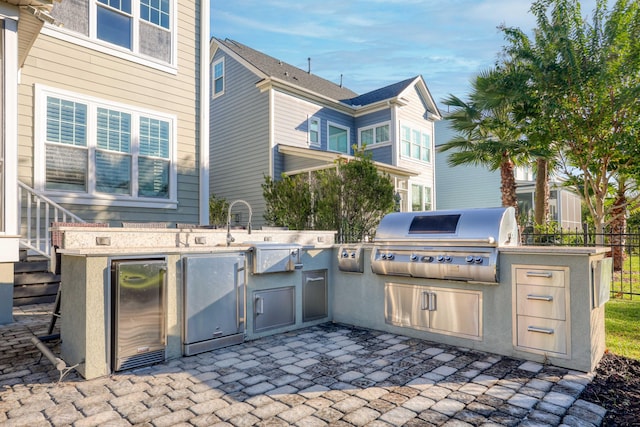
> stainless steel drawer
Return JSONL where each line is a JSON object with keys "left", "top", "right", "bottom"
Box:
{"left": 516, "top": 268, "right": 565, "bottom": 287}
{"left": 516, "top": 284, "right": 566, "bottom": 320}
{"left": 516, "top": 315, "right": 567, "bottom": 355}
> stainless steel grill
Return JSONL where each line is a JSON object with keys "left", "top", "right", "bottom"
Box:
{"left": 371, "top": 207, "right": 518, "bottom": 283}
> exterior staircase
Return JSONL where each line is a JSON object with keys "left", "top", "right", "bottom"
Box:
{"left": 15, "top": 182, "right": 84, "bottom": 306}
{"left": 13, "top": 251, "right": 60, "bottom": 306}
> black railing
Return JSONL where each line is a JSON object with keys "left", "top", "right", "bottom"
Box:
{"left": 521, "top": 224, "right": 640, "bottom": 299}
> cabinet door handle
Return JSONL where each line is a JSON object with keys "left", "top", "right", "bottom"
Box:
{"left": 429, "top": 292, "right": 437, "bottom": 311}
{"left": 527, "top": 294, "right": 554, "bottom": 301}
{"left": 526, "top": 271, "right": 553, "bottom": 278}
{"left": 255, "top": 296, "right": 264, "bottom": 315}
{"left": 527, "top": 326, "right": 554, "bottom": 334}
{"left": 420, "top": 291, "right": 429, "bottom": 310}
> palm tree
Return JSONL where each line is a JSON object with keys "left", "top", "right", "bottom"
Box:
{"left": 439, "top": 68, "right": 528, "bottom": 215}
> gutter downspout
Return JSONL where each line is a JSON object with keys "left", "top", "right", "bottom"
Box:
{"left": 199, "top": 0, "right": 211, "bottom": 225}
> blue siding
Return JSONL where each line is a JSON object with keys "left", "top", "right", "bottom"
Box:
{"left": 318, "top": 109, "right": 355, "bottom": 155}
{"left": 435, "top": 120, "right": 502, "bottom": 209}
{"left": 355, "top": 109, "right": 391, "bottom": 129}
{"left": 368, "top": 145, "right": 393, "bottom": 164}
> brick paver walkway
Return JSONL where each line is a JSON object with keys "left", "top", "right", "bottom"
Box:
{"left": 0, "top": 304, "right": 606, "bottom": 426}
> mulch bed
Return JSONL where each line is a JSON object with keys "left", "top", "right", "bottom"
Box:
{"left": 580, "top": 352, "right": 640, "bottom": 426}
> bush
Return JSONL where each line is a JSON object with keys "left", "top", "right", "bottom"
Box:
{"left": 262, "top": 148, "right": 395, "bottom": 240}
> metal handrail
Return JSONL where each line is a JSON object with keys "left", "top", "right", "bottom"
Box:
{"left": 17, "top": 181, "right": 85, "bottom": 259}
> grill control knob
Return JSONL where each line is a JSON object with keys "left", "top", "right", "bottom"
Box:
{"left": 381, "top": 253, "right": 387, "bottom": 260}
{"left": 436, "top": 255, "right": 445, "bottom": 262}
{"left": 465, "top": 255, "right": 474, "bottom": 263}
{"left": 387, "top": 253, "right": 395, "bottom": 260}
{"left": 444, "top": 255, "right": 452, "bottom": 263}
{"left": 351, "top": 252, "right": 356, "bottom": 258}
{"left": 474, "top": 256, "right": 484, "bottom": 264}
{"left": 410, "top": 254, "right": 418, "bottom": 261}
{"left": 342, "top": 251, "right": 349, "bottom": 258}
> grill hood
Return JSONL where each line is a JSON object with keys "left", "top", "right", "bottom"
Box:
{"left": 374, "top": 207, "right": 519, "bottom": 247}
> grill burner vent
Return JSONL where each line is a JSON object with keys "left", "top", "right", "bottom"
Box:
{"left": 371, "top": 207, "right": 518, "bottom": 283}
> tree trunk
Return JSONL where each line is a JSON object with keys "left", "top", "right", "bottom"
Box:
{"left": 534, "top": 158, "right": 549, "bottom": 227}
{"left": 500, "top": 154, "right": 518, "bottom": 216}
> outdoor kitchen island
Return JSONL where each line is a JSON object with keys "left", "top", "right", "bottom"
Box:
{"left": 55, "top": 213, "right": 610, "bottom": 380}
{"left": 332, "top": 244, "right": 610, "bottom": 374}
{"left": 333, "top": 208, "right": 611, "bottom": 374}
{"left": 56, "top": 226, "right": 336, "bottom": 380}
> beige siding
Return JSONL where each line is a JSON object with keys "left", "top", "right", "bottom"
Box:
{"left": 397, "top": 85, "right": 436, "bottom": 210}
{"left": 17, "top": 1, "right": 202, "bottom": 225}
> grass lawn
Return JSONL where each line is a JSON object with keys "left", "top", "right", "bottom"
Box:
{"left": 605, "top": 298, "right": 640, "bottom": 360}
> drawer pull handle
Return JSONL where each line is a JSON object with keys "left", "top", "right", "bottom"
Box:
{"left": 527, "top": 294, "right": 553, "bottom": 301}
{"left": 528, "top": 326, "right": 554, "bottom": 334}
{"left": 526, "top": 271, "right": 553, "bottom": 278}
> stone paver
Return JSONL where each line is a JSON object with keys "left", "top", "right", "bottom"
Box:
{"left": 0, "top": 303, "right": 606, "bottom": 426}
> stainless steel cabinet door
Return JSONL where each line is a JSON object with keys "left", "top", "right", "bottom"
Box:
{"left": 384, "top": 282, "right": 430, "bottom": 329}
{"left": 303, "top": 270, "right": 327, "bottom": 322}
{"left": 253, "top": 287, "right": 295, "bottom": 332}
{"left": 428, "top": 288, "right": 481, "bottom": 338}
{"left": 183, "top": 253, "right": 245, "bottom": 344}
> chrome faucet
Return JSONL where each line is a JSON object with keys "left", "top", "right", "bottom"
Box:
{"left": 226, "top": 200, "right": 252, "bottom": 246}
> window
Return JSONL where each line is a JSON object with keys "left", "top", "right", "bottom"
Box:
{"left": 359, "top": 123, "right": 390, "bottom": 147}
{"left": 328, "top": 123, "right": 349, "bottom": 153}
{"left": 308, "top": 117, "right": 320, "bottom": 145}
{"left": 411, "top": 185, "right": 422, "bottom": 212}
{"left": 38, "top": 86, "right": 175, "bottom": 204}
{"left": 49, "top": 0, "right": 174, "bottom": 65}
{"left": 212, "top": 58, "right": 224, "bottom": 97}
{"left": 401, "top": 124, "right": 431, "bottom": 162}
{"left": 411, "top": 184, "right": 432, "bottom": 211}
{"left": 97, "top": 0, "right": 132, "bottom": 49}
{"left": 140, "top": 0, "right": 170, "bottom": 29}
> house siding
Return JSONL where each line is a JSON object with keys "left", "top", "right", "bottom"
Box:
{"left": 355, "top": 109, "right": 393, "bottom": 163}
{"left": 435, "top": 120, "right": 502, "bottom": 209}
{"left": 355, "top": 109, "right": 390, "bottom": 130}
{"left": 17, "top": 1, "right": 202, "bottom": 226}
{"left": 210, "top": 49, "right": 270, "bottom": 226}
{"left": 273, "top": 92, "right": 322, "bottom": 149}
{"left": 396, "top": 84, "right": 436, "bottom": 210}
{"left": 367, "top": 145, "right": 393, "bottom": 165}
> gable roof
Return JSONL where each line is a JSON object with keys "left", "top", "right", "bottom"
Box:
{"left": 212, "top": 37, "right": 441, "bottom": 118}
{"left": 214, "top": 38, "right": 358, "bottom": 102}
{"left": 345, "top": 77, "right": 416, "bottom": 107}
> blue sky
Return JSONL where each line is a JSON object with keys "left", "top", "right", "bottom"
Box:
{"left": 210, "top": 0, "right": 598, "bottom": 108}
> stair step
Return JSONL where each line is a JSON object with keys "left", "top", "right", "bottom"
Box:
{"left": 14, "top": 260, "right": 50, "bottom": 273}
{"left": 14, "top": 271, "right": 60, "bottom": 286}
{"left": 13, "top": 283, "right": 59, "bottom": 306}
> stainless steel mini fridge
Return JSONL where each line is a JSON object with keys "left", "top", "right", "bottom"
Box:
{"left": 111, "top": 258, "right": 167, "bottom": 372}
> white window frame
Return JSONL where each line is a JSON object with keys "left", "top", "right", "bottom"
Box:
{"left": 411, "top": 184, "right": 433, "bottom": 212}
{"left": 327, "top": 121, "right": 350, "bottom": 154}
{"left": 212, "top": 57, "right": 225, "bottom": 98}
{"left": 308, "top": 116, "right": 320, "bottom": 146}
{"left": 358, "top": 121, "right": 391, "bottom": 148}
{"left": 34, "top": 84, "right": 178, "bottom": 209}
{"left": 400, "top": 122, "right": 432, "bottom": 164}
{"left": 42, "top": 0, "right": 178, "bottom": 73}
